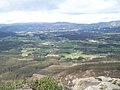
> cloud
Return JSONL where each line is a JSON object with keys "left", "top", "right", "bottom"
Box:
{"left": 0, "top": 11, "right": 120, "bottom": 24}
{"left": 0, "top": 0, "right": 120, "bottom": 23}
{"left": 0, "top": 0, "right": 65, "bottom": 12}
{"left": 58, "top": 0, "right": 120, "bottom": 14}
{"left": 0, "top": 0, "right": 120, "bottom": 14}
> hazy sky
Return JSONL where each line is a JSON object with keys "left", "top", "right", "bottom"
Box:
{"left": 0, "top": 0, "right": 120, "bottom": 24}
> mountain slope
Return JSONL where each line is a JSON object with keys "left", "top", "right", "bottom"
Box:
{"left": 0, "top": 20, "right": 120, "bottom": 32}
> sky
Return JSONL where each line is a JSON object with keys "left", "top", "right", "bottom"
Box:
{"left": 0, "top": 0, "right": 120, "bottom": 24}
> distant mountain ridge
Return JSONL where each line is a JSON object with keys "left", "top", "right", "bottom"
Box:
{"left": 0, "top": 20, "right": 120, "bottom": 32}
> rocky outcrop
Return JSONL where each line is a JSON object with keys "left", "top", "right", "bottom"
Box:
{"left": 30, "top": 73, "right": 45, "bottom": 80}
{"left": 72, "top": 76, "right": 120, "bottom": 90}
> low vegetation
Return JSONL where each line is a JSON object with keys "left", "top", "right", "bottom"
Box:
{"left": 0, "top": 77, "right": 62, "bottom": 90}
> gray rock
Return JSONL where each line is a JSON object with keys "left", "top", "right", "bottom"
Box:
{"left": 71, "top": 76, "right": 120, "bottom": 90}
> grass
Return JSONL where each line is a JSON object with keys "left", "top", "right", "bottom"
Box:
{"left": 41, "top": 41, "right": 51, "bottom": 45}
{"left": 62, "top": 52, "right": 103, "bottom": 59}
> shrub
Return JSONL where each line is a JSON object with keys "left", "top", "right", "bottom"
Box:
{"left": 32, "top": 77, "right": 62, "bottom": 90}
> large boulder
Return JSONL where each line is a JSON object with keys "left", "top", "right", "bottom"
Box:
{"left": 72, "top": 76, "right": 120, "bottom": 90}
